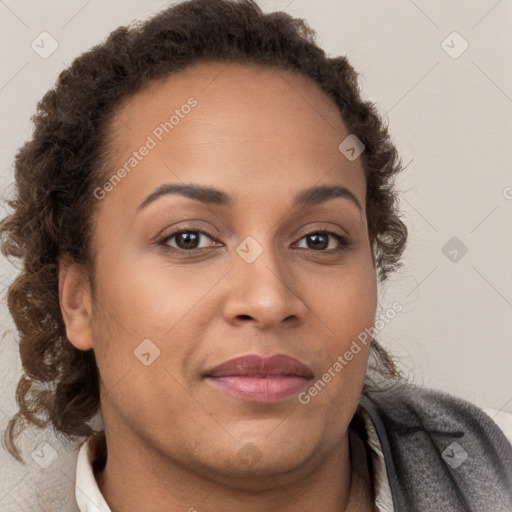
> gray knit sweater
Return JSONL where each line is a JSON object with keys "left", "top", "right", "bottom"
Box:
{"left": 358, "top": 382, "right": 512, "bottom": 511}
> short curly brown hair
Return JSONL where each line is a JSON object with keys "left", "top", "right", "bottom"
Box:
{"left": 0, "top": 0, "right": 407, "bottom": 463}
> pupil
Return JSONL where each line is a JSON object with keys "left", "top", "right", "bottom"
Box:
{"left": 309, "top": 233, "right": 327, "bottom": 250}
{"left": 178, "top": 232, "right": 198, "bottom": 249}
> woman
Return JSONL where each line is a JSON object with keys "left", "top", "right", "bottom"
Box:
{"left": 1, "top": 1, "right": 511, "bottom": 510}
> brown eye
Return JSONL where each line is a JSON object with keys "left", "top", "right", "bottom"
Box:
{"left": 158, "top": 229, "right": 221, "bottom": 253}
{"left": 173, "top": 231, "right": 201, "bottom": 249}
{"left": 305, "top": 233, "right": 329, "bottom": 250}
{"left": 296, "top": 231, "right": 351, "bottom": 252}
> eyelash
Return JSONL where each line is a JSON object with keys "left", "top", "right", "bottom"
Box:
{"left": 157, "top": 228, "right": 353, "bottom": 255}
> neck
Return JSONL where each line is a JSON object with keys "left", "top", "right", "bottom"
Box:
{"left": 93, "top": 424, "right": 373, "bottom": 512}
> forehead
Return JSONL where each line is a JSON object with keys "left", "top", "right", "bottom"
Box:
{"left": 112, "top": 60, "right": 344, "bottom": 129}
{"left": 101, "top": 61, "right": 365, "bottom": 212}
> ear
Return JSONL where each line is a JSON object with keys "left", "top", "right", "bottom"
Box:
{"left": 58, "top": 254, "right": 94, "bottom": 351}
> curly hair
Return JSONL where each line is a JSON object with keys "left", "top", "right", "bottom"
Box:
{"left": 0, "top": 0, "right": 407, "bottom": 464}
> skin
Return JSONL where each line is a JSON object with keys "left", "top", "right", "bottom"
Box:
{"left": 59, "top": 61, "right": 378, "bottom": 512}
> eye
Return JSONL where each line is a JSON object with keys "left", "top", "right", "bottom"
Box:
{"left": 295, "top": 231, "right": 352, "bottom": 252}
{"left": 157, "top": 228, "right": 352, "bottom": 255}
{"left": 158, "top": 229, "right": 221, "bottom": 253}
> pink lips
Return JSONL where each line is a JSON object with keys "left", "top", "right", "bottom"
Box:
{"left": 202, "top": 354, "right": 314, "bottom": 403}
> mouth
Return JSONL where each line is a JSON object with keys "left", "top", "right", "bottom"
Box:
{"left": 202, "top": 353, "right": 314, "bottom": 403}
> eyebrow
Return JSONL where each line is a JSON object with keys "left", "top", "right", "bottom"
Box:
{"left": 137, "top": 182, "right": 362, "bottom": 212}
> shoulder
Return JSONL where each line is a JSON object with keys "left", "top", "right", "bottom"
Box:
{"left": 481, "top": 407, "right": 512, "bottom": 446}
{"left": 359, "top": 381, "right": 512, "bottom": 510}
{"left": 360, "top": 381, "right": 512, "bottom": 453}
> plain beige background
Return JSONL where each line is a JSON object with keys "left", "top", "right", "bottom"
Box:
{"left": 0, "top": 0, "right": 511, "bottom": 510}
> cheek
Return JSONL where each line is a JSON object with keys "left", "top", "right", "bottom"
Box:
{"left": 313, "top": 258, "right": 377, "bottom": 345}
{"left": 89, "top": 252, "right": 226, "bottom": 390}
{"left": 294, "top": 265, "right": 376, "bottom": 437}
{"left": 302, "top": 261, "right": 377, "bottom": 403}
{"left": 92, "top": 247, "right": 224, "bottom": 337}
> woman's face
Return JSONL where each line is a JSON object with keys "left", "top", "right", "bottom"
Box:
{"left": 63, "top": 61, "right": 377, "bottom": 483}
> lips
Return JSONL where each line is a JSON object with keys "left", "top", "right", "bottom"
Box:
{"left": 203, "top": 354, "right": 314, "bottom": 379}
{"left": 202, "top": 354, "right": 314, "bottom": 403}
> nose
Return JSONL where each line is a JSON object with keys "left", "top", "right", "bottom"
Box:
{"left": 221, "top": 239, "right": 308, "bottom": 330}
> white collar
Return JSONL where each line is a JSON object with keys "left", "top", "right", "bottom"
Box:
{"left": 359, "top": 407, "right": 395, "bottom": 512}
{"left": 75, "top": 438, "right": 112, "bottom": 512}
